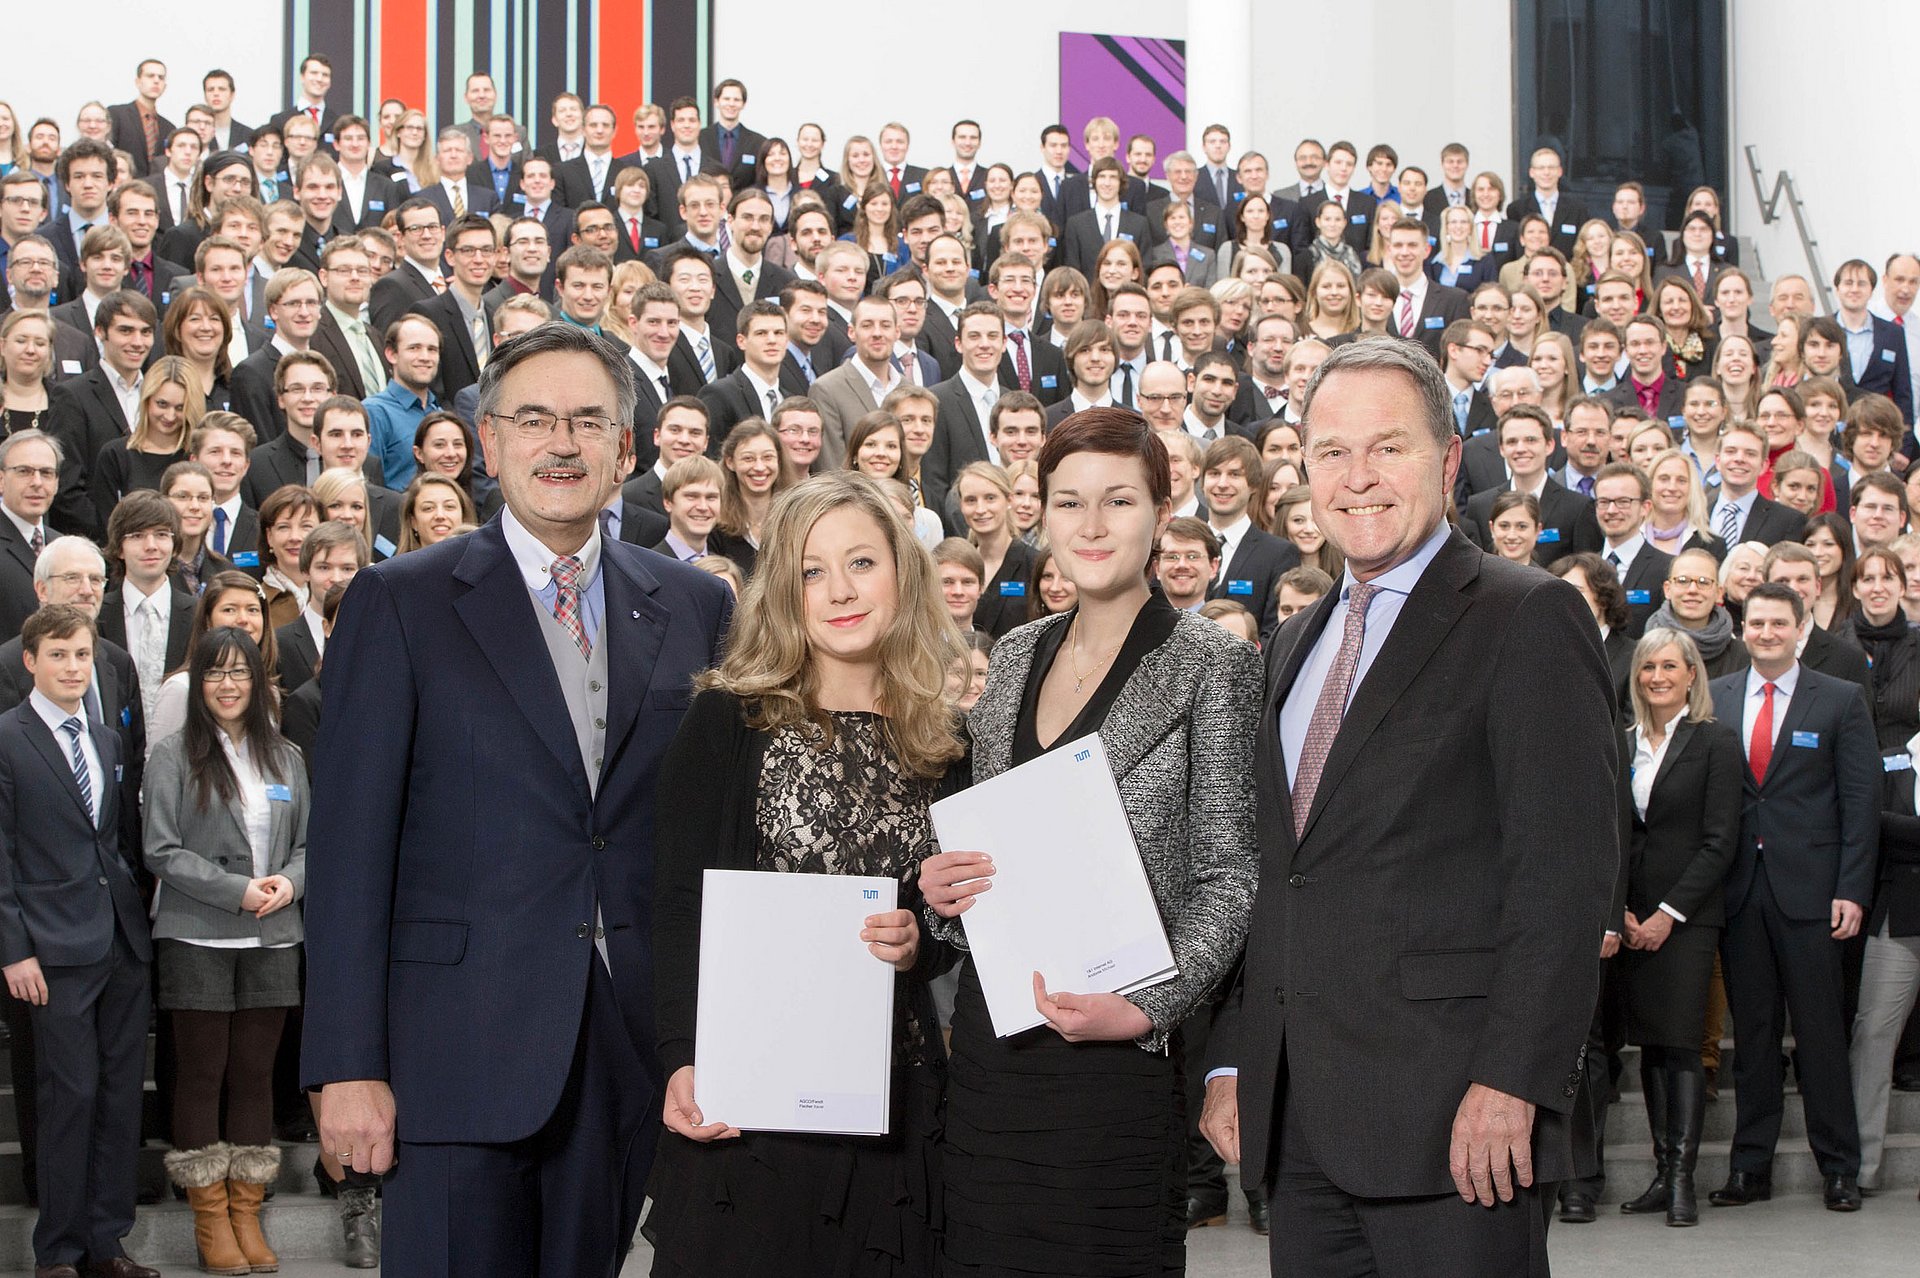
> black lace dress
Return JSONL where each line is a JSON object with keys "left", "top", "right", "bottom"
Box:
{"left": 649, "top": 710, "right": 954, "bottom": 1278}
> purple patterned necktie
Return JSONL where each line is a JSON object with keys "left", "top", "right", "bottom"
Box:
{"left": 1291, "top": 582, "right": 1378, "bottom": 837}
{"left": 550, "top": 555, "right": 591, "bottom": 659}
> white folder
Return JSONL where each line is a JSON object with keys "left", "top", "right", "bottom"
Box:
{"left": 929, "top": 733, "right": 1177, "bottom": 1037}
{"left": 694, "top": 869, "right": 897, "bottom": 1135}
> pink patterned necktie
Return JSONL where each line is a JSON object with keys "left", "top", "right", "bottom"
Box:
{"left": 550, "top": 555, "right": 591, "bottom": 659}
{"left": 1291, "top": 581, "right": 1378, "bottom": 837}
{"left": 1009, "top": 331, "right": 1032, "bottom": 391}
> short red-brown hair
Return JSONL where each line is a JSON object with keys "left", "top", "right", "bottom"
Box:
{"left": 1036, "top": 407, "right": 1172, "bottom": 509}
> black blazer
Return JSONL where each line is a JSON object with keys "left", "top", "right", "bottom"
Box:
{"left": 275, "top": 616, "right": 319, "bottom": 694}
{"left": 1211, "top": 531, "right": 1616, "bottom": 1196}
{"left": 1872, "top": 749, "right": 1920, "bottom": 937}
{"left": 332, "top": 168, "right": 404, "bottom": 232}
{"left": 1709, "top": 666, "right": 1880, "bottom": 920}
{"left": 917, "top": 302, "right": 963, "bottom": 381}
{"left": 1145, "top": 196, "right": 1228, "bottom": 249}
{"left": 617, "top": 500, "right": 669, "bottom": 549}
{"left": 923, "top": 375, "right": 993, "bottom": 530}
{"left": 228, "top": 341, "right": 290, "bottom": 442}
{"left": 1292, "top": 189, "right": 1379, "bottom": 257}
{"left": 697, "top": 369, "right": 777, "bottom": 452}
{"left": 1614, "top": 543, "right": 1676, "bottom": 638}
{"left": 970, "top": 538, "right": 1038, "bottom": 639}
{"left": 107, "top": 102, "right": 173, "bottom": 176}
{"left": 611, "top": 211, "right": 669, "bottom": 264}
{"left": 1462, "top": 478, "right": 1601, "bottom": 565}
{"left": 1453, "top": 431, "right": 1570, "bottom": 506}
{"left": 239, "top": 431, "right": 312, "bottom": 508}
{"left": 98, "top": 586, "right": 194, "bottom": 674}
{"left": 1625, "top": 717, "right": 1742, "bottom": 930}
{"left": 622, "top": 469, "right": 666, "bottom": 517}
{"left": 1204, "top": 525, "right": 1300, "bottom": 636}
{"left": 0, "top": 636, "right": 144, "bottom": 835}
{"left": 0, "top": 702, "right": 151, "bottom": 969}
{"left": 696, "top": 123, "right": 768, "bottom": 191}
{"left": 310, "top": 308, "right": 390, "bottom": 402}
{"left": 43, "top": 365, "right": 135, "bottom": 539}
{"left": 1506, "top": 192, "right": 1591, "bottom": 255}
{"left": 557, "top": 153, "right": 635, "bottom": 210}
{"left": 1605, "top": 377, "right": 1688, "bottom": 424}
{"left": 707, "top": 257, "right": 795, "bottom": 347}
{"left": 1059, "top": 208, "right": 1150, "bottom": 277}
{"left": 368, "top": 262, "right": 443, "bottom": 338}
{"left": 407, "top": 289, "right": 485, "bottom": 399}
{"left": 417, "top": 176, "right": 500, "bottom": 226}
{"left": 1053, "top": 173, "right": 1153, "bottom": 227}
{"left": 667, "top": 328, "right": 741, "bottom": 398}
{"left": 997, "top": 334, "right": 1068, "bottom": 406}
{"left": 0, "top": 514, "right": 40, "bottom": 640}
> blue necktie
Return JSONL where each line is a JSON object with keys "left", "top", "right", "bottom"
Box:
{"left": 212, "top": 506, "right": 228, "bottom": 556}
{"left": 61, "top": 717, "right": 93, "bottom": 823}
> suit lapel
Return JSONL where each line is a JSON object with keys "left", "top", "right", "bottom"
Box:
{"left": 91, "top": 372, "right": 130, "bottom": 433}
{"left": 0, "top": 520, "right": 33, "bottom": 579}
{"left": 450, "top": 525, "right": 591, "bottom": 797}
{"left": 1762, "top": 676, "right": 1820, "bottom": 791}
{"left": 23, "top": 709, "right": 93, "bottom": 825}
{"left": 1649, "top": 717, "right": 1697, "bottom": 794}
{"left": 1300, "top": 536, "right": 1479, "bottom": 844}
{"left": 597, "top": 545, "right": 670, "bottom": 784}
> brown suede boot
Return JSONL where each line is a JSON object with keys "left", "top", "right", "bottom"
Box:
{"left": 224, "top": 1144, "right": 282, "bottom": 1273}
{"left": 164, "top": 1144, "right": 250, "bottom": 1276}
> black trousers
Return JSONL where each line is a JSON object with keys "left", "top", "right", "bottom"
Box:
{"left": 1560, "top": 959, "right": 1626, "bottom": 1202}
{"left": 1268, "top": 1054, "right": 1550, "bottom": 1277}
{"left": 381, "top": 957, "right": 655, "bottom": 1277}
{"left": 1721, "top": 862, "right": 1861, "bottom": 1178}
{"left": 30, "top": 934, "right": 150, "bottom": 1269}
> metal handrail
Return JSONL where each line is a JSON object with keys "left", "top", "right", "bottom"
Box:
{"left": 1744, "top": 145, "right": 1832, "bottom": 313}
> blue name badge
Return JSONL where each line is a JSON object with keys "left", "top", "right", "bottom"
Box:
{"left": 374, "top": 534, "right": 397, "bottom": 559}
{"left": 1201, "top": 222, "right": 1216, "bottom": 234}
{"left": 1233, "top": 191, "right": 1246, "bottom": 203}
{"left": 998, "top": 581, "right": 1026, "bottom": 597}
{"left": 120, "top": 705, "right": 131, "bottom": 728}
{"left": 1559, "top": 223, "right": 1577, "bottom": 234}
{"left": 1039, "top": 374, "right": 1057, "bottom": 389}
{"left": 1275, "top": 217, "right": 1289, "bottom": 230}
{"left": 1627, "top": 589, "right": 1652, "bottom": 605}
{"left": 368, "top": 199, "right": 384, "bottom": 212}
{"left": 513, "top": 193, "right": 527, "bottom": 204}
{"left": 1227, "top": 580, "right": 1253, "bottom": 596}
{"left": 1424, "top": 316, "right": 1445, "bottom": 329}
{"left": 843, "top": 194, "right": 858, "bottom": 211}
{"left": 969, "top": 188, "right": 985, "bottom": 201}
{"left": 1669, "top": 415, "right": 1687, "bottom": 431}
{"left": 231, "top": 551, "right": 261, "bottom": 568}
{"left": 1537, "top": 528, "right": 1562, "bottom": 543}
{"left": 323, "top": 133, "right": 335, "bottom": 145}
{"left": 1352, "top": 213, "right": 1368, "bottom": 225}
{"left": 644, "top": 236, "right": 659, "bottom": 248}
{"left": 1791, "top": 731, "right": 1820, "bottom": 749}
{"left": 904, "top": 182, "right": 921, "bottom": 194}
{"left": 1493, "top": 241, "right": 1509, "bottom": 252}
{"left": 1886, "top": 753, "right": 1913, "bottom": 773}
{"left": 160, "top": 291, "right": 171, "bottom": 306}
{"left": 1884, "top": 348, "right": 1898, "bottom": 363}
{"left": 740, "top": 153, "right": 756, "bottom": 166}
{"left": 265, "top": 784, "right": 292, "bottom": 802}
{"left": 114, "top": 764, "right": 124, "bottom": 783}
{"left": 1119, "top": 231, "right": 1134, "bottom": 241}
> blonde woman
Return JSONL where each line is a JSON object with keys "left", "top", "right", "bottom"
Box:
{"left": 1534, "top": 332, "right": 1579, "bottom": 427}
{"left": 1570, "top": 218, "right": 1614, "bottom": 309}
{"left": 650, "top": 472, "right": 966, "bottom": 1278}
{"left": 388, "top": 109, "right": 436, "bottom": 190}
{"left": 1762, "top": 311, "right": 1809, "bottom": 389}
{"left": 0, "top": 310, "right": 53, "bottom": 434}
{"left": 606, "top": 260, "right": 656, "bottom": 337}
{"left": 1506, "top": 283, "right": 1549, "bottom": 362}
{"left": 1713, "top": 333, "right": 1763, "bottom": 419}
{"left": 954, "top": 459, "right": 1033, "bottom": 638}
{"left": 1304, "top": 259, "right": 1360, "bottom": 340}
{"left": 1645, "top": 448, "right": 1720, "bottom": 559}
{"left": 92, "top": 354, "right": 202, "bottom": 527}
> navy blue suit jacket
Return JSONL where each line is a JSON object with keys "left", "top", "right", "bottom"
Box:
{"left": 1849, "top": 315, "right": 1914, "bottom": 422}
{"left": 300, "top": 518, "right": 731, "bottom": 1143}
{"left": 1708, "top": 665, "right": 1879, "bottom": 921}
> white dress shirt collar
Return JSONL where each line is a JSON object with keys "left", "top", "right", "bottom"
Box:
{"left": 501, "top": 504, "right": 602, "bottom": 594}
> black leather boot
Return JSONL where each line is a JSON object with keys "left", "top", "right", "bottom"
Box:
{"left": 1620, "top": 1062, "right": 1670, "bottom": 1214}
{"left": 1666, "top": 1067, "right": 1704, "bottom": 1226}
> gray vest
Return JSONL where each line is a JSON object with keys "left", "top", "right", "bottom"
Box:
{"left": 530, "top": 588, "right": 611, "bottom": 965}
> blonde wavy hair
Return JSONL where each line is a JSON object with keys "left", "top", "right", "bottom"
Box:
{"left": 698, "top": 471, "right": 966, "bottom": 778}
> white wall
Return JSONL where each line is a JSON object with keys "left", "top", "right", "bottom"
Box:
{"left": 1730, "top": 0, "right": 1917, "bottom": 300}
{"left": 6, "top": 16, "right": 285, "bottom": 142}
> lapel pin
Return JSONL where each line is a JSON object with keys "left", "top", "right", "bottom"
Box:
{"left": 631, "top": 610, "right": 640, "bottom": 619}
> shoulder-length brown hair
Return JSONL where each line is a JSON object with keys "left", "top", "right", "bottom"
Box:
{"left": 162, "top": 286, "right": 236, "bottom": 381}
{"left": 698, "top": 471, "right": 965, "bottom": 778}
{"left": 717, "top": 419, "right": 794, "bottom": 536}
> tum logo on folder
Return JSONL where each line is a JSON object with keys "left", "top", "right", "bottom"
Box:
{"left": 1074, "top": 749, "right": 1091, "bottom": 762}
{"left": 862, "top": 889, "right": 880, "bottom": 900}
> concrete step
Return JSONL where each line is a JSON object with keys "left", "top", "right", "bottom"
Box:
{"left": 1599, "top": 1133, "right": 1920, "bottom": 1201}
{"left": 0, "top": 1193, "right": 354, "bottom": 1270}
{"left": 1603, "top": 1088, "right": 1920, "bottom": 1146}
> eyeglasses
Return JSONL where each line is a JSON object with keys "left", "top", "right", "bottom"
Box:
{"left": 1, "top": 195, "right": 45, "bottom": 211}
{"left": 1460, "top": 344, "right": 1496, "bottom": 358}
{"left": 1138, "top": 392, "right": 1185, "bottom": 406}
{"left": 402, "top": 221, "right": 443, "bottom": 235}
{"left": 489, "top": 410, "right": 619, "bottom": 442}
{"left": 777, "top": 424, "right": 823, "bottom": 440}
{"left": 1668, "top": 575, "right": 1716, "bottom": 589}
{"left": 1593, "top": 497, "right": 1643, "bottom": 509}
{"left": 448, "top": 244, "right": 494, "bottom": 258}
{"left": 3, "top": 465, "right": 56, "bottom": 482}
{"left": 45, "top": 572, "right": 107, "bottom": 589}
{"left": 1157, "top": 551, "right": 1212, "bottom": 566}
{"left": 201, "top": 667, "right": 254, "bottom": 684}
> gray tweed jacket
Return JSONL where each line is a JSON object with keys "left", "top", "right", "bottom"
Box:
{"left": 937, "top": 606, "right": 1263, "bottom": 1051}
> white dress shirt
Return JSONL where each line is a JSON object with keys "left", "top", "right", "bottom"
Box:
{"left": 1210, "top": 514, "right": 1252, "bottom": 574}
{"left": 1630, "top": 712, "right": 1692, "bottom": 922}
{"left": 29, "top": 689, "right": 101, "bottom": 826}
{"left": 1741, "top": 662, "right": 1799, "bottom": 763}
{"left": 958, "top": 368, "right": 1001, "bottom": 462}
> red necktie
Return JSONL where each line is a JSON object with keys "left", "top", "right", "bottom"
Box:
{"left": 1397, "top": 294, "right": 1415, "bottom": 338}
{"left": 308, "top": 106, "right": 321, "bottom": 125}
{"left": 1693, "top": 263, "right": 1706, "bottom": 293}
{"left": 1749, "top": 682, "right": 1775, "bottom": 784}
{"left": 1480, "top": 220, "right": 1491, "bottom": 251}
{"left": 889, "top": 166, "right": 902, "bottom": 197}
{"left": 1010, "top": 331, "right": 1031, "bottom": 391}
{"left": 629, "top": 217, "right": 642, "bottom": 252}
{"left": 1898, "top": 315, "right": 1907, "bottom": 328}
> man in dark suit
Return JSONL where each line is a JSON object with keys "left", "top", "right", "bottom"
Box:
{"left": 97, "top": 492, "right": 194, "bottom": 699}
{"left": 1607, "top": 317, "right": 1689, "bottom": 423}
{"left": 1461, "top": 407, "right": 1602, "bottom": 566}
{"left": 1145, "top": 153, "right": 1227, "bottom": 249}
{"left": 0, "top": 605, "right": 156, "bottom": 1278}
{"left": 1832, "top": 259, "right": 1915, "bottom": 422}
{"left": 0, "top": 432, "right": 58, "bottom": 639}
{"left": 1708, "top": 424, "right": 1807, "bottom": 547}
{"left": 1590, "top": 462, "right": 1675, "bottom": 636}
{"left": 559, "top": 105, "right": 634, "bottom": 211}
{"left": 418, "top": 131, "right": 498, "bottom": 228}
{"left": 698, "top": 302, "right": 790, "bottom": 446}
{"left": 239, "top": 353, "right": 336, "bottom": 507}
{"left": 1059, "top": 160, "right": 1150, "bottom": 278}
{"left": 875, "top": 121, "right": 929, "bottom": 205}
{"left": 1707, "top": 583, "right": 1877, "bottom": 1211}
{"left": 1384, "top": 222, "right": 1471, "bottom": 359}
{"left": 1756, "top": 544, "right": 1876, "bottom": 705}
{"left": 328, "top": 117, "right": 404, "bottom": 233}
{"left": 43, "top": 292, "right": 157, "bottom": 539}
{"left": 1293, "top": 175, "right": 1379, "bottom": 259}
{"left": 1203, "top": 340, "right": 1615, "bottom": 1273}
{"left": 989, "top": 256, "right": 1068, "bottom": 406}
{"left": 696, "top": 79, "right": 765, "bottom": 192}
{"left": 229, "top": 270, "right": 327, "bottom": 445}
{"left": 406, "top": 216, "right": 498, "bottom": 401}
{"left": 1506, "top": 147, "right": 1590, "bottom": 256}
{"left": 922, "top": 302, "right": 1007, "bottom": 522}
{"left": 1202, "top": 436, "right": 1298, "bottom": 635}
{"left": 1439, "top": 320, "right": 1501, "bottom": 440}
{"left": 705, "top": 190, "right": 794, "bottom": 343}
{"left": 106, "top": 59, "right": 174, "bottom": 177}
{"left": 303, "top": 325, "right": 732, "bottom": 1274}
{"left": 267, "top": 53, "right": 341, "bottom": 143}
{"left": 272, "top": 520, "right": 365, "bottom": 694}
{"left": 368, "top": 199, "right": 449, "bottom": 337}
{"left": 621, "top": 397, "right": 711, "bottom": 517}
{"left": 106, "top": 183, "right": 190, "bottom": 321}
{"left": 310, "top": 241, "right": 388, "bottom": 403}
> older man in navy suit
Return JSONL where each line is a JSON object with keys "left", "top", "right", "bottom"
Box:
{"left": 303, "top": 323, "right": 732, "bottom": 1274}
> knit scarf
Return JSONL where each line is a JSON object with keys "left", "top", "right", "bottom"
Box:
{"left": 1646, "top": 601, "right": 1736, "bottom": 661}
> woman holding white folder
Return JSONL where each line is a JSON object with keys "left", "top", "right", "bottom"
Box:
{"left": 649, "top": 471, "right": 970, "bottom": 1277}
{"left": 921, "top": 408, "right": 1263, "bottom": 1277}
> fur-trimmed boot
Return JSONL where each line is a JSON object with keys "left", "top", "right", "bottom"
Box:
{"left": 165, "top": 1143, "right": 250, "bottom": 1276}
{"left": 225, "top": 1143, "right": 283, "bottom": 1273}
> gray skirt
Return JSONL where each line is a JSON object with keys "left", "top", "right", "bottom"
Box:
{"left": 157, "top": 939, "right": 303, "bottom": 1012}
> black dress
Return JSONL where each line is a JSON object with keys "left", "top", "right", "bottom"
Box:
{"left": 941, "top": 592, "right": 1187, "bottom": 1278}
{"left": 969, "top": 539, "right": 1037, "bottom": 640}
{"left": 649, "top": 707, "right": 956, "bottom": 1278}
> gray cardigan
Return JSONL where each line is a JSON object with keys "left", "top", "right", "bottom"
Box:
{"left": 143, "top": 732, "right": 309, "bottom": 946}
{"left": 934, "top": 607, "right": 1263, "bottom": 1051}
